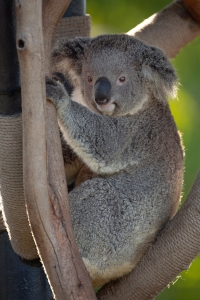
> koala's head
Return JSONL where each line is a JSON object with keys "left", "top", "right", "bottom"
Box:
{"left": 52, "top": 34, "right": 178, "bottom": 117}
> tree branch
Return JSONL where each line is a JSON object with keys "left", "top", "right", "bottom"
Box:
{"left": 42, "top": 0, "right": 71, "bottom": 72}
{"left": 15, "top": 1, "right": 96, "bottom": 299}
{"left": 127, "top": 0, "right": 200, "bottom": 58}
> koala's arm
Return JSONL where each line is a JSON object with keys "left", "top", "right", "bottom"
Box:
{"left": 46, "top": 78, "right": 133, "bottom": 175}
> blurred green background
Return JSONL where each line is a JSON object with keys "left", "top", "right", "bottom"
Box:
{"left": 86, "top": 0, "right": 200, "bottom": 299}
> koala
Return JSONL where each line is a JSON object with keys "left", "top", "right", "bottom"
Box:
{"left": 46, "top": 34, "right": 184, "bottom": 287}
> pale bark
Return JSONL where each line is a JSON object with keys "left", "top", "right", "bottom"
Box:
{"left": 15, "top": 1, "right": 96, "bottom": 299}
{"left": 128, "top": 0, "right": 200, "bottom": 59}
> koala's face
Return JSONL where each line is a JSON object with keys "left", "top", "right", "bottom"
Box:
{"left": 52, "top": 34, "right": 177, "bottom": 117}
{"left": 80, "top": 49, "right": 147, "bottom": 116}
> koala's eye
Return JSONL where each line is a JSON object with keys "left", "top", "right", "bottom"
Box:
{"left": 119, "top": 76, "right": 126, "bottom": 83}
{"left": 87, "top": 76, "right": 93, "bottom": 83}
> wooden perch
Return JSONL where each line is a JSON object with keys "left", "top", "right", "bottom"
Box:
{"left": 128, "top": 0, "right": 200, "bottom": 59}
{"left": 15, "top": 1, "right": 96, "bottom": 299}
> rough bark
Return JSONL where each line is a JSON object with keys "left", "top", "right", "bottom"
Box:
{"left": 15, "top": 1, "right": 96, "bottom": 299}
{"left": 128, "top": 0, "right": 200, "bottom": 59}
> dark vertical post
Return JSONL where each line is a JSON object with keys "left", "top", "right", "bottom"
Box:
{"left": 0, "top": 0, "right": 21, "bottom": 115}
{"left": 0, "top": 232, "right": 53, "bottom": 300}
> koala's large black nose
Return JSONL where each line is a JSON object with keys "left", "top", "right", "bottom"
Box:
{"left": 94, "top": 77, "right": 111, "bottom": 105}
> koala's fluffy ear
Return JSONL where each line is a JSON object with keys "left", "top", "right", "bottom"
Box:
{"left": 52, "top": 37, "right": 91, "bottom": 75}
{"left": 136, "top": 44, "right": 178, "bottom": 101}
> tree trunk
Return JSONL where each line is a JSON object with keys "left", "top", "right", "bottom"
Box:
{"left": 15, "top": 1, "right": 96, "bottom": 299}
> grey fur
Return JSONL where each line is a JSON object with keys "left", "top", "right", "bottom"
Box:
{"left": 47, "top": 34, "right": 184, "bottom": 287}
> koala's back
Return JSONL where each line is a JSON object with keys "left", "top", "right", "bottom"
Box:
{"left": 69, "top": 98, "right": 183, "bottom": 287}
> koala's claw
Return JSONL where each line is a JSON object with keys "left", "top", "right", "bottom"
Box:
{"left": 46, "top": 76, "right": 68, "bottom": 107}
{"left": 52, "top": 72, "right": 74, "bottom": 96}
{"left": 46, "top": 76, "right": 59, "bottom": 86}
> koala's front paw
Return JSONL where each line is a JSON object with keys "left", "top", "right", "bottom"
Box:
{"left": 46, "top": 76, "right": 69, "bottom": 108}
{"left": 52, "top": 72, "right": 74, "bottom": 96}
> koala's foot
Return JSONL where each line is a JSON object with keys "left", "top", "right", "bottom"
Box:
{"left": 46, "top": 76, "right": 69, "bottom": 107}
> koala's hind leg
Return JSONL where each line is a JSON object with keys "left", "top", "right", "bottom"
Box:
{"left": 68, "top": 177, "right": 134, "bottom": 287}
